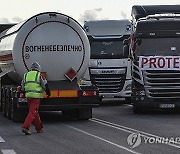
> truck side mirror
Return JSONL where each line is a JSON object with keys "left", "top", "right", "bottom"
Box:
{"left": 123, "top": 45, "right": 129, "bottom": 58}
{"left": 123, "top": 39, "right": 129, "bottom": 58}
{"left": 123, "top": 39, "right": 129, "bottom": 46}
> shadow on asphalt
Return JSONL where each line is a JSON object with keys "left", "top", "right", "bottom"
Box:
{"left": 39, "top": 111, "right": 96, "bottom": 123}
{"left": 139, "top": 109, "right": 180, "bottom": 115}
{"left": 39, "top": 111, "right": 70, "bottom": 123}
{"left": 99, "top": 98, "right": 129, "bottom": 106}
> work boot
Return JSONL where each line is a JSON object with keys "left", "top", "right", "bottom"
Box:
{"left": 22, "top": 128, "right": 31, "bottom": 135}
{"left": 37, "top": 129, "right": 43, "bottom": 133}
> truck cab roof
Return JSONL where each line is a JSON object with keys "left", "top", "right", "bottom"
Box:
{"left": 84, "top": 20, "right": 131, "bottom": 36}
{"left": 136, "top": 18, "right": 180, "bottom": 34}
{"left": 132, "top": 5, "right": 180, "bottom": 20}
{"left": 132, "top": 5, "right": 180, "bottom": 38}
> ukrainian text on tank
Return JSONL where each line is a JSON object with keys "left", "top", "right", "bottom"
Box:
{"left": 25, "top": 45, "right": 82, "bottom": 52}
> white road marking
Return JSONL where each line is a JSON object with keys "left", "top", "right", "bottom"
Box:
{"left": 1, "top": 137, "right": 16, "bottom": 154}
{"left": 63, "top": 123, "right": 141, "bottom": 154}
{"left": 0, "top": 136, "right": 5, "bottom": 143}
{"left": 91, "top": 118, "right": 180, "bottom": 149}
{"left": 1, "top": 150, "right": 17, "bottom": 154}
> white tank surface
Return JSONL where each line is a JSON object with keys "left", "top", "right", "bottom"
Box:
{"left": 0, "top": 12, "right": 90, "bottom": 81}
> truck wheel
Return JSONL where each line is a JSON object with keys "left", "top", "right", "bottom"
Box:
{"left": 78, "top": 108, "right": 92, "bottom": 120}
{"left": 11, "top": 109, "right": 26, "bottom": 122}
{"left": 125, "top": 97, "right": 131, "bottom": 104}
{"left": 11, "top": 109, "right": 21, "bottom": 122}
{"left": 99, "top": 96, "right": 103, "bottom": 102}
{"left": 2, "top": 88, "right": 7, "bottom": 117}
{"left": 133, "top": 105, "right": 142, "bottom": 114}
{"left": 0, "top": 87, "right": 2, "bottom": 112}
{"left": 69, "top": 108, "right": 92, "bottom": 120}
{"left": 10, "top": 97, "right": 24, "bottom": 122}
{"left": 69, "top": 109, "right": 78, "bottom": 119}
{"left": 6, "top": 89, "right": 11, "bottom": 119}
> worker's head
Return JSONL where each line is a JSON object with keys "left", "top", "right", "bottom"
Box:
{"left": 31, "top": 62, "right": 41, "bottom": 71}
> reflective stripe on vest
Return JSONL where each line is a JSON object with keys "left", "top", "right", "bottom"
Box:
{"left": 24, "top": 71, "right": 43, "bottom": 98}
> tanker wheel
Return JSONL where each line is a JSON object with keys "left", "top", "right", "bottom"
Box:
{"left": 69, "top": 109, "right": 78, "bottom": 119}
{"left": 125, "top": 97, "right": 132, "bottom": 104}
{"left": 133, "top": 105, "right": 142, "bottom": 114}
{"left": 77, "top": 108, "right": 92, "bottom": 120}
{"left": 11, "top": 102, "right": 20, "bottom": 122}
{"left": 10, "top": 91, "right": 22, "bottom": 122}
{"left": 11, "top": 104, "right": 25, "bottom": 122}
{"left": 0, "top": 87, "right": 2, "bottom": 112}
{"left": 2, "top": 87, "right": 7, "bottom": 117}
{"left": 68, "top": 108, "right": 92, "bottom": 120}
{"left": 6, "top": 88, "right": 12, "bottom": 119}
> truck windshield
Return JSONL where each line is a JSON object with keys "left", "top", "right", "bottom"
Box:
{"left": 90, "top": 39, "right": 125, "bottom": 59}
{"left": 135, "top": 38, "right": 180, "bottom": 59}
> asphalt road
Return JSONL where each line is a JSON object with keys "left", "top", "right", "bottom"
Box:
{"left": 1, "top": 99, "right": 180, "bottom": 154}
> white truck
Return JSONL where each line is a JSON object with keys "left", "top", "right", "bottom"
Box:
{"left": 0, "top": 12, "right": 99, "bottom": 121}
{"left": 124, "top": 5, "right": 180, "bottom": 113}
{"left": 82, "top": 20, "right": 132, "bottom": 102}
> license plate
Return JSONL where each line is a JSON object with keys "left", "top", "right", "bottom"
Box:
{"left": 159, "top": 104, "right": 175, "bottom": 108}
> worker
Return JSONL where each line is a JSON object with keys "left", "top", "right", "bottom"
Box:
{"left": 21, "top": 62, "right": 51, "bottom": 135}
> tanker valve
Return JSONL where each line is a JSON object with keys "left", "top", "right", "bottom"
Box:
{"left": 49, "top": 13, "right": 57, "bottom": 18}
{"left": 16, "top": 86, "right": 24, "bottom": 98}
{"left": 17, "top": 86, "right": 22, "bottom": 92}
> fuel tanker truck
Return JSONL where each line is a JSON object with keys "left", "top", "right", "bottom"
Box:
{"left": 0, "top": 12, "right": 99, "bottom": 121}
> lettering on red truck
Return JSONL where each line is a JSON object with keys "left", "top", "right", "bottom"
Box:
{"left": 139, "top": 56, "right": 180, "bottom": 70}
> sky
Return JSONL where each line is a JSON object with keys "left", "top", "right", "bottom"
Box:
{"left": 0, "top": 0, "right": 180, "bottom": 25}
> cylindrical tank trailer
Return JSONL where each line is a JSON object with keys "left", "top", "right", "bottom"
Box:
{"left": 0, "top": 12, "right": 90, "bottom": 82}
{"left": 0, "top": 12, "right": 99, "bottom": 121}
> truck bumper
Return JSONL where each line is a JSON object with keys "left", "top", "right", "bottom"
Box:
{"left": 133, "top": 96, "right": 180, "bottom": 110}
{"left": 15, "top": 95, "right": 99, "bottom": 111}
{"left": 16, "top": 103, "right": 99, "bottom": 111}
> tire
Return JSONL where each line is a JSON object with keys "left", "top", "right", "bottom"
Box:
{"left": 133, "top": 105, "right": 142, "bottom": 114}
{"left": 99, "top": 96, "right": 103, "bottom": 102}
{"left": 2, "top": 88, "right": 7, "bottom": 117}
{"left": 10, "top": 96, "right": 17, "bottom": 121}
{"left": 0, "top": 87, "right": 2, "bottom": 112}
{"left": 125, "top": 97, "right": 131, "bottom": 104}
{"left": 69, "top": 108, "right": 92, "bottom": 120}
{"left": 10, "top": 95, "right": 25, "bottom": 122}
{"left": 5, "top": 88, "right": 11, "bottom": 119}
{"left": 78, "top": 108, "right": 92, "bottom": 120}
{"left": 11, "top": 109, "right": 21, "bottom": 122}
{"left": 11, "top": 107, "right": 26, "bottom": 122}
{"left": 69, "top": 109, "right": 78, "bottom": 119}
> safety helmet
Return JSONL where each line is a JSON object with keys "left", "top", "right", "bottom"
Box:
{"left": 31, "top": 62, "right": 41, "bottom": 71}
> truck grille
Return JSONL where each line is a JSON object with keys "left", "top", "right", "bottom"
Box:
{"left": 90, "top": 68, "right": 126, "bottom": 93}
{"left": 144, "top": 70, "right": 180, "bottom": 98}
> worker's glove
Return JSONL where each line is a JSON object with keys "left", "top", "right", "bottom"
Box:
{"left": 45, "top": 84, "right": 51, "bottom": 97}
{"left": 46, "top": 90, "right": 51, "bottom": 97}
{"left": 47, "top": 94, "right": 51, "bottom": 97}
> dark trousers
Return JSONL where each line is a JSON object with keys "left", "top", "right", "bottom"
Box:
{"left": 22, "top": 98, "right": 43, "bottom": 131}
